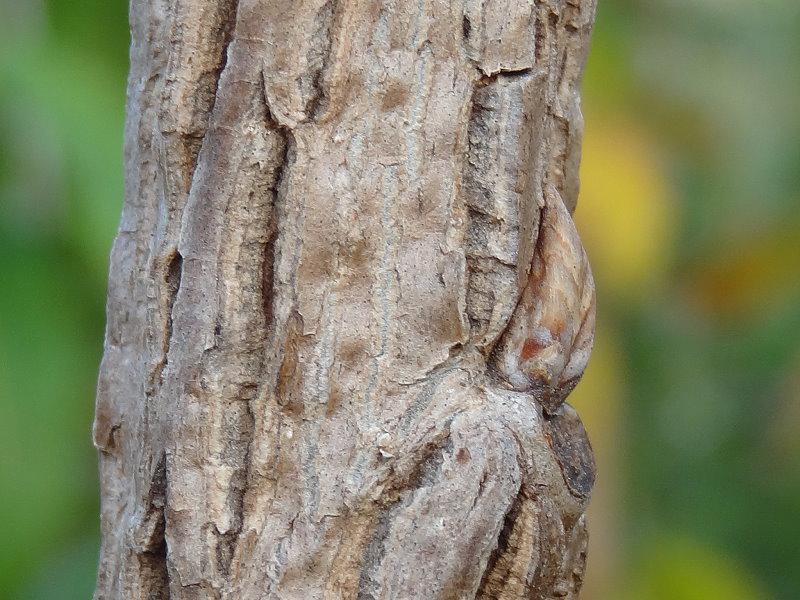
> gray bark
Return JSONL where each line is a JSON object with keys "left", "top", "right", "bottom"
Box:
{"left": 93, "top": 0, "right": 598, "bottom": 598}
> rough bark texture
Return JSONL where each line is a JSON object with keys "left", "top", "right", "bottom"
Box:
{"left": 94, "top": 0, "right": 598, "bottom": 598}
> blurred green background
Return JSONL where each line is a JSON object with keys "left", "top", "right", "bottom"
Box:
{"left": 0, "top": 1, "right": 798, "bottom": 598}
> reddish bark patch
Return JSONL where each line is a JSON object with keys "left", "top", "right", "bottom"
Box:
{"left": 521, "top": 337, "right": 545, "bottom": 361}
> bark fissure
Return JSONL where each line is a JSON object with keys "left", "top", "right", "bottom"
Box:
{"left": 259, "top": 100, "right": 292, "bottom": 333}
{"left": 477, "top": 67, "right": 536, "bottom": 86}
{"left": 476, "top": 491, "right": 525, "bottom": 598}
{"left": 207, "top": 67, "right": 297, "bottom": 582}
{"left": 137, "top": 454, "right": 170, "bottom": 599}
{"left": 463, "top": 80, "right": 524, "bottom": 349}
{"left": 303, "top": 0, "right": 340, "bottom": 120}
{"left": 156, "top": 0, "right": 242, "bottom": 240}
{"left": 148, "top": 249, "right": 183, "bottom": 393}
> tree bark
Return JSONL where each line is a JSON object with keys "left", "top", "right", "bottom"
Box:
{"left": 94, "top": 0, "right": 598, "bottom": 598}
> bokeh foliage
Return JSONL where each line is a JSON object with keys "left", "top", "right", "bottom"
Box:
{"left": 0, "top": 0, "right": 798, "bottom": 598}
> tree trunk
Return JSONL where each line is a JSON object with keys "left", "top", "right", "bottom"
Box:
{"left": 93, "top": 0, "right": 598, "bottom": 598}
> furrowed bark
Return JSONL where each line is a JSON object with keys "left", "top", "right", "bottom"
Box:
{"left": 94, "top": 0, "right": 598, "bottom": 598}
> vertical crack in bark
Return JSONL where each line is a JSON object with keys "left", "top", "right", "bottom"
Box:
{"left": 214, "top": 382, "right": 258, "bottom": 580}
{"left": 137, "top": 454, "right": 170, "bottom": 599}
{"left": 208, "top": 0, "right": 239, "bottom": 113}
{"left": 462, "top": 15, "right": 473, "bottom": 42}
{"left": 534, "top": 9, "right": 546, "bottom": 63}
{"left": 261, "top": 215, "right": 279, "bottom": 332}
{"left": 260, "top": 133, "right": 291, "bottom": 332}
{"left": 463, "top": 84, "right": 518, "bottom": 348}
{"left": 213, "top": 74, "right": 296, "bottom": 582}
{"left": 146, "top": 0, "right": 240, "bottom": 400}
{"left": 160, "top": 0, "right": 240, "bottom": 193}
{"left": 147, "top": 249, "right": 183, "bottom": 394}
{"left": 163, "top": 250, "right": 182, "bottom": 367}
{"left": 222, "top": 135, "right": 292, "bottom": 577}
{"left": 476, "top": 491, "right": 525, "bottom": 598}
{"left": 304, "top": 0, "right": 340, "bottom": 120}
{"left": 260, "top": 68, "right": 299, "bottom": 380}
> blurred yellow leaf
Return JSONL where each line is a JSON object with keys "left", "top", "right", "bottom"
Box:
{"left": 622, "top": 536, "right": 767, "bottom": 600}
{"left": 576, "top": 114, "right": 677, "bottom": 300}
{"left": 684, "top": 218, "right": 800, "bottom": 319}
{"left": 570, "top": 320, "right": 625, "bottom": 420}
{"left": 570, "top": 319, "right": 627, "bottom": 599}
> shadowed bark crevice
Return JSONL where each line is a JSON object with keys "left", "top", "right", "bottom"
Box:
{"left": 137, "top": 454, "right": 170, "bottom": 599}
{"left": 476, "top": 492, "right": 525, "bottom": 598}
{"left": 160, "top": 0, "right": 241, "bottom": 189}
{"left": 259, "top": 120, "right": 291, "bottom": 331}
{"left": 304, "top": 0, "right": 340, "bottom": 120}
{"left": 464, "top": 76, "right": 532, "bottom": 349}
{"left": 147, "top": 249, "right": 183, "bottom": 394}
